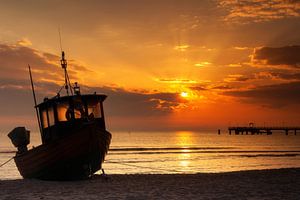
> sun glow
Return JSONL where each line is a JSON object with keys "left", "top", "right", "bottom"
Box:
{"left": 175, "top": 131, "right": 194, "bottom": 147}
{"left": 181, "top": 92, "right": 189, "bottom": 98}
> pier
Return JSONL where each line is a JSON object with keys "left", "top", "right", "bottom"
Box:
{"left": 228, "top": 126, "right": 300, "bottom": 135}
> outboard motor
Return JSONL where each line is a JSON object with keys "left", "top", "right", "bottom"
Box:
{"left": 8, "top": 127, "right": 30, "bottom": 155}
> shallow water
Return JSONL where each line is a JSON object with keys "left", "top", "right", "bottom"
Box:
{"left": 1, "top": 130, "right": 300, "bottom": 179}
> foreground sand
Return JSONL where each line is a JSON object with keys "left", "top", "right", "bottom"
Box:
{"left": 0, "top": 168, "right": 299, "bottom": 200}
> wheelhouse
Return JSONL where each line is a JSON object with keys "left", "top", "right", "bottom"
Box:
{"left": 37, "top": 94, "right": 107, "bottom": 144}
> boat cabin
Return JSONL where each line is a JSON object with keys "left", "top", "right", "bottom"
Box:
{"left": 37, "top": 94, "right": 107, "bottom": 144}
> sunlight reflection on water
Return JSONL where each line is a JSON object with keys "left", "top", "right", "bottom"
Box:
{"left": 102, "top": 131, "right": 300, "bottom": 174}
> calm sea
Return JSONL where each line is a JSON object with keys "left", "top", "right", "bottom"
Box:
{"left": 1, "top": 130, "right": 300, "bottom": 179}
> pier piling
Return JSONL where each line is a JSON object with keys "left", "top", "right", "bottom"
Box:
{"left": 228, "top": 126, "right": 300, "bottom": 135}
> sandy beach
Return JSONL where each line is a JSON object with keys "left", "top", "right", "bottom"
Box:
{"left": 0, "top": 168, "right": 299, "bottom": 200}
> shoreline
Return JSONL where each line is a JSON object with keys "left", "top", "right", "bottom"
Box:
{"left": 1, "top": 168, "right": 299, "bottom": 199}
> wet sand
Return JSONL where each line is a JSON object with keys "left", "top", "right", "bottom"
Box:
{"left": 0, "top": 168, "right": 299, "bottom": 200}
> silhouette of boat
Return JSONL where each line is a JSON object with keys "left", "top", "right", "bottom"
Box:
{"left": 8, "top": 51, "right": 111, "bottom": 180}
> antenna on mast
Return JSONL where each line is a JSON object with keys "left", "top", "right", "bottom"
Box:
{"left": 58, "top": 27, "right": 63, "bottom": 52}
{"left": 58, "top": 29, "right": 73, "bottom": 96}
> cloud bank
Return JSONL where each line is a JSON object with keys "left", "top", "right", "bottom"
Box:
{"left": 218, "top": 0, "right": 300, "bottom": 23}
{"left": 0, "top": 42, "right": 184, "bottom": 131}
{"left": 223, "top": 81, "right": 300, "bottom": 108}
{"left": 252, "top": 45, "right": 300, "bottom": 66}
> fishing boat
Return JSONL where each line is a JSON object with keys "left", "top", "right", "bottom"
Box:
{"left": 7, "top": 51, "right": 111, "bottom": 180}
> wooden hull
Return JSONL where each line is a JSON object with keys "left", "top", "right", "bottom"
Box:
{"left": 14, "top": 122, "right": 111, "bottom": 180}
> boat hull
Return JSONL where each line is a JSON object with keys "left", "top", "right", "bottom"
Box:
{"left": 14, "top": 122, "right": 111, "bottom": 180}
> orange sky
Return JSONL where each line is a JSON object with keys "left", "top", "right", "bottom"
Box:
{"left": 1, "top": 0, "right": 300, "bottom": 132}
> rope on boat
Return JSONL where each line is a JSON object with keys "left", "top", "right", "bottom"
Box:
{"left": 106, "top": 161, "right": 183, "bottom": 173}
{"left": 0, "top": 157, "right": 14, "bottom": 168}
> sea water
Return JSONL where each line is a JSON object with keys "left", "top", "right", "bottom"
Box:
{"left": 1, "top": 131, "right": 300, "bottom": 179}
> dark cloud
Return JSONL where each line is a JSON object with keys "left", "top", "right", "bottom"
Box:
{"left": 70, "top": 63, "right": 94, "bottom": 73}
{"left": 253, "top": 46, "right": 300, "bottom": 66}
{"left": 0, "top": 43, "right": 93, "bottom": 84}
{"left": 218, "top": 0, "right": 300, "bottom": 24}
{"left": 0, "top": 80, "right": 65, "bottom": 117}
{"left": 223, "top": 81, "right": 300, "bottom": 108}
{"left": 211, "top": 85, "right": 232, "bottom": 90}
{"left": 0, "top": 42, "right": 183, "bottom": 131}
{"left": 83, "top": 86, "right": 182, "bottom": 117}
{"left": 0, "top": 81, "right": 182, "bottom": 132}
{"left": 0, "top": 87, "right": 33, "bottom": 117}
{"left": 189, "top": 86, "right": 207, "bottom": 91}
{"left": 234, "top": 76, "right": 250, "bottom": 82}
{"left": 0, "top": 43, "right": 67, "bottom": 114}
{"left": 0, "top": 82, "right": 181, "bottom": 118}
{"left": 269, "top": 71, "right": 300, "bottom": 80}
{"left": 43, "top": 52, "right": 60, "bottom": 62}
{"left": 224, "top": 74, "right": 252, "bottom": 82}
{"left": 0, "top": 43, "right": 64, "bottom": 86}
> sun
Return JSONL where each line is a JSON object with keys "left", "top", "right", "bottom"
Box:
{"left": 180, "top": 92, "right": 189, "bottom": 98}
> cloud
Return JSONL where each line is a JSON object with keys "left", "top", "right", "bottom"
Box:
{"left": 0, "top": 86, "right": 34, "bottom": 117}
{"left": 0, "top": 80, "right": 60, "bottom": 117}
{"left": 269, "top": 71, "right": 300, "bottom": 80}
{"left": 218, "top": 0, "right": 300, "bottom": 24}
{"left": 223, "top": 81, "right": 300, "bottom": 108}
{"left": 174, "top": 45, "right": 190, "bottom": 52}
{"left": 234, "top": 46, "right": 251, "bottom": 50}
{"left": 211, "top": 85, "right": 232, "bottom": 90}
{"left": 0, "top": 41, "right": 185, "bottom": 131}
{"left": 0, "top": 43, "right": 63, "bottom": 84}
{"left": 228, "top": 63, "right": 242, "bottom": 68}
{"left": 252, "top": 45, "right": 300, "bottom": 66}
{"left": 157, "top": 78, "right": 197, "bottom": 84}
{"left": 0, "top": 82, "right": 182, "bottom": 118}
{"left": 17, "top": 38, "right": 32, "bottom": 46}
{"left": 42, "top": 52, "right": 60, "bottom": 63}
{"left": 69, "top": 63, "right": 94, "bottom": 73}
{"left": 0, "top": 79, "right": 184, "bottom": 132}
{"left": 224, "top": 74, "right": 251, "bottom": 82}
{"left": 189, "top": 85, "right": 207, "bottom": 91}
{"left": 194, "top": 62, "right": 211, "bottom": 67}
{"left": 0, "top": 42, "right": 97, "bottom": 86}
{"left": 83, "top": 86, "right": 182, "bottom": 117}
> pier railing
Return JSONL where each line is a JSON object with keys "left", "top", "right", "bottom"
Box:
{"left": 228, "top": 126, "right": 300, "bottom": 135}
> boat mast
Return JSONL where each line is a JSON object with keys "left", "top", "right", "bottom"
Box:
{"left": 28, "top": 64, "right": 42, "bottom": 134}
{"left": 60, "top": 51, "right": 73, "bottom": 96}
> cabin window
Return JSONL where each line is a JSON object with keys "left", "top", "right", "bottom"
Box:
{"left": 41, "top": 107, "right": 55, "bottom": 128}
{"left": 57, "top": 102, "right": 69, "bottom": 121}
{"left": 74, "top": 102, "right": 85, "bottom": 119}
{"left": 41, "top": 109, "right": 48, "bottom": 128}
{"left": 48, "top": 107, "right": 55, "bottom": 126}
{"left": 87, "top": 100, "right": 101, "bottom": 118}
